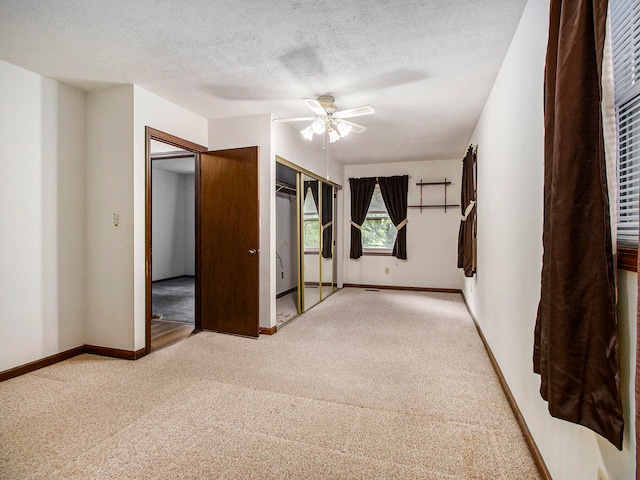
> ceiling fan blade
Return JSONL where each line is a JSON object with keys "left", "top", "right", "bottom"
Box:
{"left": 333, "top": 105, "right": 375, "bottom": 119}
{"left": 304, "top": 98, "right": 328, "bottom": 116}
{"left": 272, "top": 116, "right": 315, "bottom": 123}
{"left": 342, "top": 120, "right": 367, "bottom": 134}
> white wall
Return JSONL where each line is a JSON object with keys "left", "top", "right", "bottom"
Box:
{"left": 463, "top": 1, "right": 635, "bottom": 478}
{"left": 343, "top": 160, "right": 462, "bottom": 290}
{"left": 183, "top": 174, "right": 196, "bottom": 276}
{"left": 272, "top": 122, "right": 335, "bottom": 180}
{"left": 0, "top": 60, "right": 87, "bottom": 371}
{"left": 151, "top": 170, "right": 195, "bottom": 280}
{"left": 85, "top": 85, "right": 135, "bottom": 351}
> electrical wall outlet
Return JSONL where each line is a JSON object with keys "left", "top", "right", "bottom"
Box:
{"left": 597, "top": 467, "right": 610, "bottom": 480}
{"left": 113, "top": 212, "right": 120, "bottom": 227}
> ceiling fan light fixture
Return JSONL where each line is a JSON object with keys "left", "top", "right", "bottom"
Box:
{"left": 301, "top": 125, "right": 314, "bottom": 140}
{"left": 279, "top": 96, "right": 373, "bottom": 144}
{"left": 312, "top": 118, "right": 326, "bottom": 134}
{"left": 328, "top": 128, "right": 341, "bottom": 143}
{"left": 336, "top": 121, "right": 351, "bottom": 138}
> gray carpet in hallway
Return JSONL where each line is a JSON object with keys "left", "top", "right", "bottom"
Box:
{"left": 152, "top": 276, "right": 195, "bottom": 323}
{"left": 0, "top": 288, "right": 541, "bottom": 479}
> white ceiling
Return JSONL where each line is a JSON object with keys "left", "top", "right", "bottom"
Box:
{"left": 0, "top": 0, "right": 528, "bottom": 165}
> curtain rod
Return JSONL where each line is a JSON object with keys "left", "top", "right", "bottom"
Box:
{"left": 347, "top": 175, "right": 412, "bottom": 182}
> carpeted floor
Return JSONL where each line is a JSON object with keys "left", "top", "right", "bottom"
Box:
{"left": 276, "top": 290, "right": 299, "bottom": 328}
{"left": 152, "top": 276, "right": 195, "bottom": 323}
{"left": 0, "top": 288, "right": 541, "bottom": 479}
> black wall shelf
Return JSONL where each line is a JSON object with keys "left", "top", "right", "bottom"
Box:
{"left": 408, "top": 178, "right": 459, "bottom": 212}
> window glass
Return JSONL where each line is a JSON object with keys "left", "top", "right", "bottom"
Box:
{"left": 362, "top": 185, "right": 396, "bottom": 252}
{"left": 612, "top": 0, "right": 640, "bottom": 245}
{"left": 303, "top": 187, "right": 319, "bottom": 249}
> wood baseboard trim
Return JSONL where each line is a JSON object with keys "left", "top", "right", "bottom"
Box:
{"left": 460, "top": 293, "right": 551, "bottom": 480}
{"left": 259, "top": 325, "right": 277, "bottom": 335}
{"left": 343, "top": 283, "right": 462, "bottom": 294}
{"left": 276, "top": 287, "right": 297, "bottom": 299}
{"left": 84, "top": 345, "right": 147, "bottom": 360}
{"left": 153, "top": 274, "right": 196, "bottom": 282}
{"left": 0, "top": 344, "right": 147, "bottom": 382}
{"left": 0, "top": 346, "right": 86, "bottom": 382}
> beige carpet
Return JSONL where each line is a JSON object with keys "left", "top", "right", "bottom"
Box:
{"left": 276, "top": 291, "right": 298, "bottom": 328}
{"left": 0, "top": 288, "right": 541, "bottom": 479}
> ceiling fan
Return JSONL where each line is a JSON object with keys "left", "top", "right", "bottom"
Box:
{"left": 274, "top": 95, "right": 375, "bottom": 143}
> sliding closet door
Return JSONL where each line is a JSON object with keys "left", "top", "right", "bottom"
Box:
{"left": 199, "top": 147, "right": 259, "bottom": 337}
{"left": 320, "top": 183, "right": 334, "bottom": 300}
{"left": 301, "top": 175, "right": 321, "bottom": 311}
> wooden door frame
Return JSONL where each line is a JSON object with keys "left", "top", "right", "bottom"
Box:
{"left": 145, "top": 127, "right": 208, "bottom": 354}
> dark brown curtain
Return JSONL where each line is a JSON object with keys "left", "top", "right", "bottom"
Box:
{"left": 457, "top": 146, "right": 476, "bottom": 277}
{"left": 637, "top": 245, "right": 640, "bottom": 478}
{"left": 321, "top": 182, "right": 333, "bottom": 259}
{"left": 378, "top": 175, "right": 409, "bottom": 260}
{"left": 349, "top": 177, "right": 377, "bottom": 259}
{"left": 534, "top": 0, "right": 623, "bottom": 449}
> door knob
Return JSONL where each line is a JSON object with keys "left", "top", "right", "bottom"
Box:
{"left": 248, "top": 249, "right": 257, "bottom": 256}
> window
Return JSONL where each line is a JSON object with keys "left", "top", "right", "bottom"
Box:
{"left": 362, "top": 185, "right": 396, "bottom": 254}
{"left": 303, "top": 187, "right": 320, "bottom": 251}
{"left": 612, "top": 0, "right": 640, "bottom": 248}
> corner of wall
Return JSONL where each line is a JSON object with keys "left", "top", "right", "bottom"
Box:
{"left": 85, "top": 85, "right": 136, "bottom": 350}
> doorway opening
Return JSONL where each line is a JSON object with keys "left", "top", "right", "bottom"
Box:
{"left": 145, "top": 128, "right": 207, "bottom": 353}
{"left": 276, "top": 162, "right": 299, "bottom": 328}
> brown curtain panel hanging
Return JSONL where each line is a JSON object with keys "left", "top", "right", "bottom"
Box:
{"left": 637, "top": 240, "right": 640, "bottom": 477}
{"left": 378, "top": 175, "right": 409, "bottom": 260}
{"left": 534, "top": 0, "right": 623, "bottom": 449}
{"left": 457, "top": 146, "right": 476, "bottom": 277}
{"left": 321, "top": 182, "right": 333, "bottom": 259}
{"left": 349, "top": 177, "right": 377, "bottom": 259}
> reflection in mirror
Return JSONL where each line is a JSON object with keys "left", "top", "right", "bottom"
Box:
{"left": 321, "top": 183, "right": 334, "bottom": 300}
{"left": 332, "top": 187, "right": 339, "bottom": 293}
{"left": 275, "top": 162, "right": 299, "bottom": 328}
{"left": 302, "top": 176, "right": 321, "bottom": 310}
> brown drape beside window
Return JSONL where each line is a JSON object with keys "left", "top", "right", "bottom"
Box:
{"left": 457, "top": 146, "right": 476, "bottom": 277}
{"left": 534, "top": 0, "right": 623, "bottom": 449}
{"left": 321, "top": 182, "right": 333, "bottom": 259}
{"left": 378, "top": 175, "right": 409, "bottom": 260}
{"left": 637, "top": 241, "right": 640, "bottom": 477}
{"left": 349, "top": 177, "right": 377, "bottom": 259}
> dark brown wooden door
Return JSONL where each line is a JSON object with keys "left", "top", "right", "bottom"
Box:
{"left": 198, "top": 147, "right": 259, "bottom": 337}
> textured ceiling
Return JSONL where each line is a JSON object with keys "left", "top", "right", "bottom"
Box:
{"left": 0, "top": 0, "right": 528, "bottom": 165}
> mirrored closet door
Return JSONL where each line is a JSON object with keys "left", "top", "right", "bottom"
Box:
{"left": 275, "top": 157, "right": 340, "bottom": 328}
{"left": 320, "top": 182, "right": 335, "bottom": 301}
{"left": 301, "top": 175, "right": 321, "bottom": 310}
